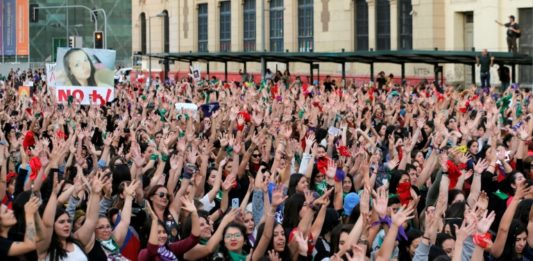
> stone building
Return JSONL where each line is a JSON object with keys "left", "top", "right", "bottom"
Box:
{"left": 132, "top": 0, "right": 532, "bottom": 85}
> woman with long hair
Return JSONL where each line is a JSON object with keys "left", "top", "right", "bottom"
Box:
{"left": 62, "top": 48, "right": 98, "bottom": 87}
{"left": 0, "top": 195, "right": 40, "bottom": 258}
{"left": 86, "top": 180, "right": 139, "bottom": 260}
{"left": 37, "top": 173, "right": 106, "bottom": 261}
{"left": 138, "top": 196, "right": 199, "bottom": 261}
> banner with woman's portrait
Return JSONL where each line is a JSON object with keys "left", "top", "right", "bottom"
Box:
{"left": 53, "top": 47, "right": 116, "bottom": 105}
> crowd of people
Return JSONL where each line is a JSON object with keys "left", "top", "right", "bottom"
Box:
{"left": 0, "top": 66, "right": 532, "bottom": 261}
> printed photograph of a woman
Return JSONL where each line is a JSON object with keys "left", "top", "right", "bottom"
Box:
{"left": 57, "top": 48, "right": 114, "bottom": 87}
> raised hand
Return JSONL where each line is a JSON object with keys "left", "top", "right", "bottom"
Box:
{"left": 391, "top": 204, "right": 415, "bottom": 227}
{"left": 314, "top": 187, "right": 333, "bottom": 206}
{"left": 271, "top": 185, "right": 288, "bottom": 208}
{"left": 455, "top": 219, "right": 476, "bottom": 242}
{"left": 326, "top": 159, "right": 337, "bottom": 179}
{"left": 222, "top": 175, "right": 236, "bottom": 192}
{"left": 180, "top": 195, "right": 197, "bottom": 213}
{"left": 52, "top": 172, "right": 65, "bottom": 196}
{"left": 372, "top": 185, "right": 389, "bottom": 218}
{"left": 91, "top": 172, "right": 109, "bottom": 195}
{"left": 476, "top": 210, "right": 496, "bottom": 234}
{"left": 359, "top": 187, "right": 370, "bottom": 215}
{"left": 345, "top": 244, "right": 366, "bottom": 261}
{"left": 473, "top": 159, "right": 488, "bottom": 174}
{"left": 145, "top": 201, "right": 158, "bottom": 220}
{"left": 513, "top": 180, "right": 531, "bottom": 201}
{"left": 221, "top": 208, "right": 239, "bottom": 226}
{"left": 292, "top": 230, "right": 308, "bottom": 255}
{"left": 124, "top": 180, "right": 139, "bottom": 198}
{"left": 24, "top": 196, "right": 41, "bottom": 216}
{"left": 267, "top": 250, "right": 280, "bottom": 261}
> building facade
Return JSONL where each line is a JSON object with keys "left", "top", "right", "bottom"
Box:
{"left": 29, "top": 0, "right": 132, "bottom": 66}
{"left": 132, "top": 0, "right": 532, "bottom": 84}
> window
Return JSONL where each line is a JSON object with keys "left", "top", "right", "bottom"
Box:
{"left": 298, "top": 0, "right": 313, "bottom": 52}
{"left": 198, "top": 4, "right": 208, "bottom": 52}
{"left": 398, "top": 0, "right": 412, "bottom": 50}
{"left": 270, "top": 0, "right": 284, "bottom": 52}
{"left": 243, "top": 0, "right": 256, "bottom": 51}
{"left": 163, "top": 10, "right": 169, "bottom": 52}
{"left": 355, "top": 0, "right": 368, "bottom": 51}
{"left": 376, "top": 0, "right": 390, "bottom": 50}
{"left": 219, "top": 1, "right": 231, "bottom": 52}
{"left": 519, "top": 8, "right": 532, "bottom": 84}
{"left": 140, "top": 13, "right": 147, "bottom": 54}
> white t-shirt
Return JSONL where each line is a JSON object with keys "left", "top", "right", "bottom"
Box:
{"left": 199, "top": 194, "right": 216, "bottom": 212}
{"left": 44, "top": 243, "right": 88, "bottom": 261}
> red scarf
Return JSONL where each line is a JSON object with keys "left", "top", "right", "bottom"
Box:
{"left": 396, "top": 182, "right": 412, "bottom": 206}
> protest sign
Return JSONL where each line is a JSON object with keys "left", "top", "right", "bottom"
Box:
{"left": 53, "top": 48, "right": 115, "bottom": 105}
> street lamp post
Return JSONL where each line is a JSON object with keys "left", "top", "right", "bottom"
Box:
{"left": 148, "top": 12, "right": 167, "bottom": 87}
{"left": 261, "top": 0, "right": 266, "bottom": 79}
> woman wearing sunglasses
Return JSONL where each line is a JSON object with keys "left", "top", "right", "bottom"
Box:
{"left": 138, "top": 196, "right": 199, "bottom": 261}
{"left": 145, "top": 184, "right": 181, "bottom": 242}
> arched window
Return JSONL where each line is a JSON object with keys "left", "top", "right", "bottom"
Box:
{"left": 163, "top": 10, "right": 169, "bottom": 53}
{"left": 140, "top": 12, "right": 147, "bottom": 54}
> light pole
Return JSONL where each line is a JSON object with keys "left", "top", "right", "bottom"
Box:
{"left": 261, "top": 0, "right": 266, "bottom": 79}
{"left": 148, "top": 12, "right": 167, "bottom": 86}
{"left": 33, "top": 5, "right": 98, "bottom": 46}
{"left": 93, "top": 8, "right": 108, "bottom": 49}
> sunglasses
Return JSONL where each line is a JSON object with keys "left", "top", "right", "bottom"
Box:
{"left": 157, "top": 192, "right": 170, "bottom": 199}
{"left": 224, "top": 232, "right": 243, "bottom": 240}
{"left": 252, "top": 154, "right": 260, "bottom": 158}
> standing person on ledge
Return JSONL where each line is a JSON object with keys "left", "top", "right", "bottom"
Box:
{"left": 496, "top": 15, "right": 521, "bottom": 53}
{"left": 476, "top": 49, "right": 494, "bottom": 89}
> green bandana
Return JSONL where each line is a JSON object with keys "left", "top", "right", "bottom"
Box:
{"left": 228, "top": 251, "right": 247, "bottom": 261}
{"left": 493, "top": 189, "right": 509, "bottom": 200}
{"left": 99, "top": 238, "right": 120, "bottom": 255}
{"left": 315, "top": 180, "right": 328, "bottom": 196}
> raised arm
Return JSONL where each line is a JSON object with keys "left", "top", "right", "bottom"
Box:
{"left": 452, "top": 221, "right": 476, "bottom": 261}
{"left": 252, "top": 185, "right": 286, "bottom": 260}
{"left": 113, "top": 180, "right": 139, "bottom": 247}
{"left": 37, "top": 173, "right": 64, "bottom": 257}
{"left": 183, "top": 209, "right": 239, "bottom": 260}
{"left": 376, "top": 204, "right": 415, "bottom": 261}
{"left": 74, "top": 172, "right": 107, "bottom": 252}
{"left": 466, "top": 159, "right": 487, "bottom": 208}
{"left": 7, "top": 196, "right": 40, "bottom": 256}
{"left": 489, "top": 181, "right": 529, "bottom": 258}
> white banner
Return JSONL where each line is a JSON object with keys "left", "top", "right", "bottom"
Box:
{"left": 55, "top": 86, "right": 114, "bottom": 105}
{"left": 46, "top": 63, "right": 57, "bottom": 86}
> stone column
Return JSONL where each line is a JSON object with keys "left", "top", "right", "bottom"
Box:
{"left": 389, "top": 0, "right": 398, "bottom": 50}
{"left": 232, "top": 0, "right": 242, "bottom": 51}
{"left": 367, "top": 0, "right": 376, "bottom": 50}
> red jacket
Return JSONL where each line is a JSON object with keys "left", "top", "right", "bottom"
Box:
{"left": 138, "top": 235, "right": 199, "bottom": 261}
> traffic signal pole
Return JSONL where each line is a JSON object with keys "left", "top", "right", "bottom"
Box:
{"left": 33, "top": 5, "right": 107, "bottom": 49}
